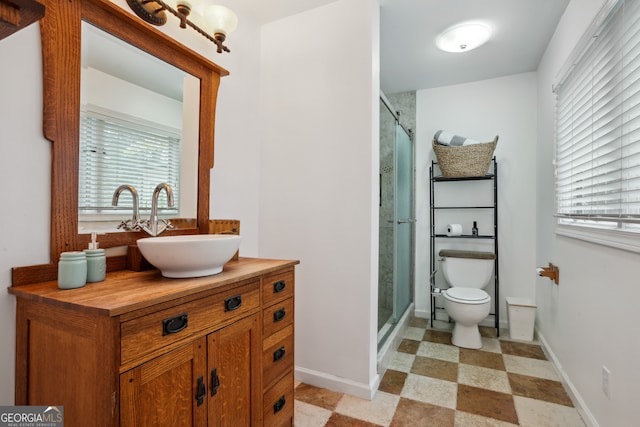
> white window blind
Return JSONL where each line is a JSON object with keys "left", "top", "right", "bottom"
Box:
{"left": 555, "top": 0, "right": 640, "bottom": 233}
{"left": 79, "top": 109, "right": 181, "bottom": 216}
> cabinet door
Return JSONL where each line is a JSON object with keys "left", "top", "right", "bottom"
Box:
{"left": 208, "top": 314, "right": 261, "bottom": 427}
{"left": 120, "top": 338, "right": 207, "bottom": 427}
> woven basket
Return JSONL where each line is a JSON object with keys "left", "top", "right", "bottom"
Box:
{"left": 432, "top": 135, "right": 498, "bottom": 178}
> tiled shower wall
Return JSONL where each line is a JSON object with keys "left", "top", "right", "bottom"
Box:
{"left": 378, "top": 92, "right": 416, "bottom": 332}
{"left": 387, "top": 92, "right": 416, "bottom": 134}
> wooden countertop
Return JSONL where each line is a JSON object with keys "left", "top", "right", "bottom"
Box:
{"left": 8, "top": 257, "right": 299, "bottom": 317}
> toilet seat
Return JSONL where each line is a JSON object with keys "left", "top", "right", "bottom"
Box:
{"left": 443, "top": 287, "right": 490, "bottom": 305}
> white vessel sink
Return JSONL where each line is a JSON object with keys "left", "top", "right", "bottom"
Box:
{"left": 137, "top": 234, "right": 242, "bottom": 278}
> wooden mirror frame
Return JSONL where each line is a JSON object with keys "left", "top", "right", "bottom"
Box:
{"left": 11, "top": 0, "right": 228, "bottom": 286}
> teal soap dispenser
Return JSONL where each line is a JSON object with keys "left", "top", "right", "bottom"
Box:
{"left": 84, "top": 232, "right": 106, "bottom": 283}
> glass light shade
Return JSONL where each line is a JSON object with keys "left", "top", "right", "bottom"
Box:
{"left": 203, "top": 5, "right": 238, "bottom": 35}
{"left": 164, "top": 0, "right": 192, "bottom": 10}
{"left": 436, "top": 23, "right": 491, "bottom": 53}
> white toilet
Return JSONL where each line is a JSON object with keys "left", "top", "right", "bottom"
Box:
{"left": 439, "top": 249, "right": 495, "bottom": 349}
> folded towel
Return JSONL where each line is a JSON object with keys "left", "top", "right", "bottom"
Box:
{"left": 434, "top": 130, "right": 483, "bottom": 146}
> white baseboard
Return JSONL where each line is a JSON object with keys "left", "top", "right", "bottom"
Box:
{"left": 537, "top": 331, "right": 599, "bottom": 427}
{"left": 294, "top": 304, "right": 415, "bottom": 402}
{"left": 294, "top": 365, "right": 378, "bottom": 400}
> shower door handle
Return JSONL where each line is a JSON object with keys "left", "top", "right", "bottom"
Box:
{"left": 397, "top": 218, "right": 416, "bottom": 224}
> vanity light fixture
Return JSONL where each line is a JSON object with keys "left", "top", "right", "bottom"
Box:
{"left": 436, "top": 22, "right": 491, "bottom": 53}
{"left": 126, "top": 0, "right": 238, "bottom": 53}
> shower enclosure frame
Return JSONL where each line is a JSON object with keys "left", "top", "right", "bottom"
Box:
{"left": 377, "top": 94, "right": 415, "bottom": 348}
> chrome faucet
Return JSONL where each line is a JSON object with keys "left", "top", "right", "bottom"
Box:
{"left": 140, "top": 183, "right": 175, "bottom": 237}
{"left": 112, "top": 185, "right": 141, "bottom": 231}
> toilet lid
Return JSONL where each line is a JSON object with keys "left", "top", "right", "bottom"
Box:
{"left": 443, "top": 288, "right": 490, "bottom": 304}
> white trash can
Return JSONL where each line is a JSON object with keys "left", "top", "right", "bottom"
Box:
{"left": 506, "top": 297, "right": 536, "bottom": 341}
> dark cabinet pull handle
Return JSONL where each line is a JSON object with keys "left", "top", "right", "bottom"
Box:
{"left": 273, "top": 346, "right": 286, "bottom": 362}
{"left": 162, "top": 313, "right": 188, "bottom": 336}
{"left": 196, "top": 376, "right": 206, "bottom": 406}
{"left": 273, "top": 308, "right": 286, "bottom": 322}
{"left": 210, "top": 368, "right": 220, "bottom": 396}
{"left": 224, "top": 295, "right": 242, "bottom": 312}
{"left": 273, "top": 280, "right": 286, "bottom": 293}
{"left": 273, "top": 396, "right": 286, "bottom": 414}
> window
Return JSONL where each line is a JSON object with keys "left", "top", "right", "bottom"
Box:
{"left": 555, "top": 0, "right": 640, "bottom": 245}
{"left": 79, "top": 108, "right": 181, "bottom": 218}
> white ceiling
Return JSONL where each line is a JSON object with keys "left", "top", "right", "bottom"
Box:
{"left": 231, "top": 0, "right": 339, "bottom": 23}
{"left": 244, "top": 0, "right": 571, "bottom": 94}
{"left": 378, "top": 0, "right": 570, "bottom": 94}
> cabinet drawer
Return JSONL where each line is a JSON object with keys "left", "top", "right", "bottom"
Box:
{"left": 262, "top": 270, "right": 294, "bottom": 307}
{"left": 263, "top": 370, "right": 294, "bottom": 427}
{"left": 121, "top": 281, "right": 259, "bottom": 365}
{"left": 263, "top": 324, "right": 294, "bottom": 389}
{"left": 262, "top": 297, "right": 294, "bottom": 338}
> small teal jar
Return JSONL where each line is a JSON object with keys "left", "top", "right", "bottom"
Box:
{"left": 84, "top": 248, "right": 106, "bottom": 283}
{"left": 58, "top": 251, "right": 87, "bottom": 289}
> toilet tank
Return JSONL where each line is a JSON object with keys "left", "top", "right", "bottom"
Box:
{"left": 439, "top": 249, "right": 495, "bottom": 288}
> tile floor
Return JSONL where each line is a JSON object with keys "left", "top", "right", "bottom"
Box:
{"left": 293, "top": 318, "right": 586, "bottom": 426}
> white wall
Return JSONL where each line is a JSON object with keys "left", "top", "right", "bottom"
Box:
{"left": 415, "top": 73, "right": 538, "bottom": 325}
{"left": 206, "top": 1, "right": 263, "bottom": 257}
{"left": 537, "top": 1, "right": 640, "bottom": 426}
{"left": 0, "top": 25, "right": 50, "bottom": 405}
{"left": 259, "top": 0, "right": 381, "bottom": 398}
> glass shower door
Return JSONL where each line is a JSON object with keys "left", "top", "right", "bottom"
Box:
{"left": 394, "top": 125, "right": 412, "bottom": 320}
{"left": 378, "top": 96, "right": 414, "bottom": 347}
{"left": 378, "top": 100, "right": 396, "bottom": 336}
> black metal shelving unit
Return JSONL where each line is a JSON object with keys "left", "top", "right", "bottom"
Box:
{"left": 429, "top": 157, "right": 499, "bottom": 336}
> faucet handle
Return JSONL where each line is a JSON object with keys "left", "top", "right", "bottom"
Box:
{"left": 134, "top": 219, "right": 149, "bottom": 231}
{"left": 132, "top": 219, "right": 146, "bottom": 231}
{"left": 117, "top": 219, "right": 145, "bottom": 231}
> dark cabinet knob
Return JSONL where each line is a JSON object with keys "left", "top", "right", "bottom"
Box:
{"left": 273, "top": 280, "right": 286, "bottom": 293}
{"left": 196, "top": 376, "right": 206, "bottom": 406}
{"left": 162, "top": 313, "right": 188, "bottom": 336}
{"left": 273, "top": 346, "right": 286, "bottom": 362}
{"left": 273, "top": 396, "right": 286, "bottom": 414}
{"left": 224, "top": 295, "right": 242, "bottom": 311}
{"left": 210, "top": 368, "right": 220, "bottom": 396}
{"left": 273, "top": 308, "right": 286, "bottom": 322}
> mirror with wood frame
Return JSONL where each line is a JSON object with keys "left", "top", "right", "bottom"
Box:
{"left": 11, "top": 0, "right": 228, "bottom": 286}
{"left": 79, "top": 21, "right": 200, "bottom": 233}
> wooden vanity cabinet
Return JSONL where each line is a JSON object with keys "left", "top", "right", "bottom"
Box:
{"left": 261, "top": 270, "right": 296, "bottom": 427}
{"left": 120, "top": 337, "right": 208, "bottom": 427}
{"left": 120, "top": 314, "right": 260, "bottom": 427}
{"left": 10, "top": 258, "right": 297, "bottom": 427}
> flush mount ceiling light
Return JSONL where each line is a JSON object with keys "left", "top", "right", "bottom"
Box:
{"left": 436, "top": 22, "right": 491, "bottom": 53}
{"left": 126, "top": 0, "right": 238, "bottom": 53}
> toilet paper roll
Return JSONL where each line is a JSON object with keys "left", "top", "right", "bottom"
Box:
{"left": 446, "top": 224, "right": 463, "bottom": 236}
